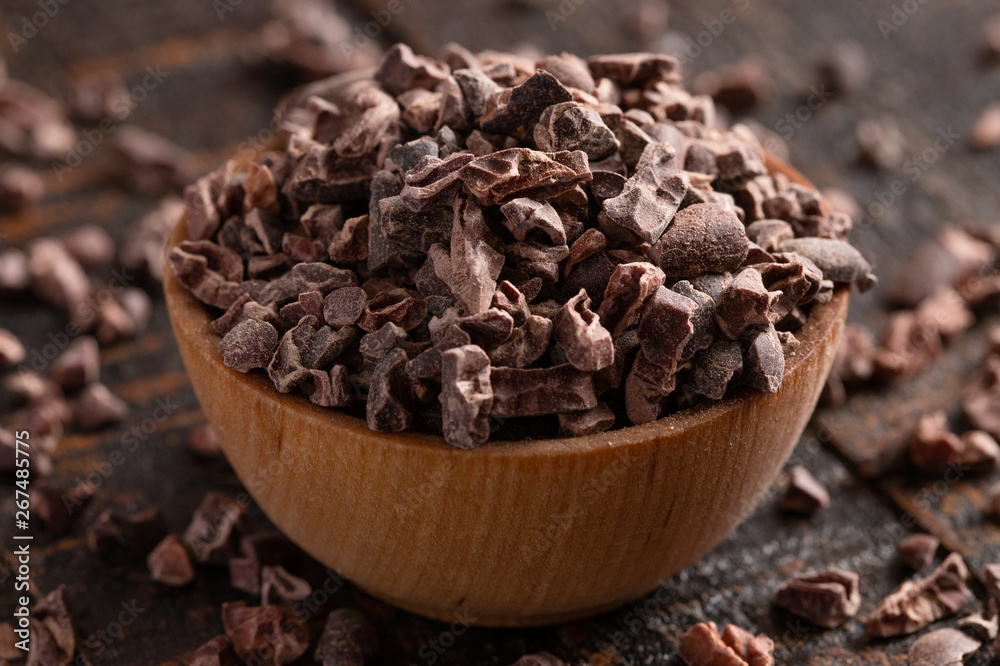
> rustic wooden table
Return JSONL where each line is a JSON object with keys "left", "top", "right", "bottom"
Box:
{"left": 1, "top": 0, "right": 999, "bottom": 663}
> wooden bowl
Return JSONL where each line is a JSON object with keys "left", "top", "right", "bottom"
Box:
{"left": 164, "top": 155, "right": 848, "bottom": 627}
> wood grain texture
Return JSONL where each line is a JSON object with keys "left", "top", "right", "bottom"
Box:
{"left": 164, "top": 156, "right": 848, "bottom": 625}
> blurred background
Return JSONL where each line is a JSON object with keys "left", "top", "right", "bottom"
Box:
{"left": 1, "top": 0, "right": 999, "bottom": 663}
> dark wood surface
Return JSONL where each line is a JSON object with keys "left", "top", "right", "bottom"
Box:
{"left": 1, "top": 0, "right": 999, "bottom": 663}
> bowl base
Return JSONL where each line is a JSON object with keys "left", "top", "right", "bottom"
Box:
{"left": 358, "top": 584, "right": 647, "bottom": 627}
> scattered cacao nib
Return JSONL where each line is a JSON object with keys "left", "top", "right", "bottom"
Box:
{"left": 112, "top": 125, "right": 200, "bottom": 194}
{"left": 964, "top": 355, "right": 1000, "bottom": 439}
{"left": 147, "top": 534, "right": 196, "bottom": 586}
{"left": 0, "top": 622, "right": 19, "bottom": 661}
{"left": 873, "top": 310, "right": 942, "bottom": 378}
{"left": 61, "top": 224, "right": 116, "bottom": 269}
{"left": 856, "top": 116, "right": 907, "bottom": 171}
{"left": 0, "top": 328, "right": 25, "bottom": 369}
{"left": 183, "top": 492, "right": 248, "bottom": 565}
{"left": 0, "top": 165, "right": 44, "bottom": 211}
{"left": 32, "top": 586, "right": 75, "bottom": 666}
{"left": 189, "top": 635, "right": 239, "bottom": 666}
{"left": 315, "top": 608, "right": 378, "bottom": 666}
{"left": 50, "top": 336, "right": 100, "bottom": 391}
{"left": 692, "top": 57, "right": 774, "bottom": 112}
{"left": 222, "top": 602, "right": 309, "bottom": 666}
{"left": 970, "top": 103, "right": 1000, "bottom": 151}
{"left": 260, "top": 566, "right": 312, "bottom": 606}
{"left": 188, "top": 423, "right": 224, "bottom": 458}
{"left": 774, "top": 568, "right": 861, "bottom": 628}
{"left": 890, "top": 228, "right": 994, "bottom": 307}
{"left": 30, "top": 481, "right": 92, "bottom": 533}
{"left": 909, "top": 411, "right": 964, "bottom": 474}
{"left": 27, "top": 238, "right": 90, "bottom": 311}
{"left": 779, "top": 465, "right": 830, "bottom": 515}
{"left": 866, "top": 552, "right": 972, "bottom": 637}
{"left": 678, "top": 621, "right": 774, "bottom": 666}
{"left": 908, "top": 628, "right": 980, "bottom": 666}
{"left": 898, "top": 533, "right": 940, "bottom": 571}
{"left": 74, "top": 382, "right": 129, "bottom": 431}
{"left": 959, "top": 430, "right": 1000, "bottom": 475}
{"left": 87, "top": 506, "right": 167, "bottom": 555}
{"left": 70, "top": 69, "right": 130, "bottom": 122}
{"left": 818, "top": 41, "right": 870, "bottom": 96}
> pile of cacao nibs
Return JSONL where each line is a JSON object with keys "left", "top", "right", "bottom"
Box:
{"left": 168, "top": 44, "right": 876, "bottom": 448}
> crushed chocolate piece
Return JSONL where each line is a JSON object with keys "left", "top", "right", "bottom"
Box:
{"left": 637, "top": 286, "right": 696, "bottom": 372}
{"left": 188, "top": 423, "right": 223, "bottom": 458}
{"left": 220, "top": 319, "right": 280, "bottom": 374}
{"left": 260, "top": 566, "right": 312, "bottom": 606}
{"left": 367, "top": 347, "right": 413, "bottom": 432}
{"left": 779, "top": 237, "right": 877, "bottom": 292}
{"left": 898, "top": 533, "right": 940, "bottom": 571}
{"left": 856, "top": 116, "right": 907, "bottom": 171}
{"left": 692, "top": 57, "right": 774, "bottom": 112}
{"left": 491, "top": 364, "right": 596, "bottom": 417}
{"left": 964, "top": 356, "right": 1000, "bottom": 439}
{"left": 600, "top": 143, "right": 687, "bottom": 244}
{"left": 87, "top": 506, "right": 167, "bottom": 555}
{"left": 597, "top": 262, "right": 667, "bottom": 338}
{"left": 714, "top": 269, "right": 778, "bottom": 340}
{"left": 557, "top": 402, "right": 615, "bottom": 437}
{"left": 30, "top": 481, "right": 92, "bottom": 533}
{"left": 189, "top": 635, "right": 239, "bottom": 666}
{"left": 480, "top": 70, "right": 573, "bottom": 134}
{"left": 32, "top": 586, "right": 75, "bottom": 666}
{"left": 818, "top": 41, "right": 870, "bottom": 96}
{"left": 315, "top": 608, "right": 378, "bottom": 666}
{"left": 112, "top": 125, "right": 200, "bottom": 194}
{"left": 0, "top": 165, "right": 44, "bottom": 211}
{"left": 970, "top": 103, "right": 1000, "bottom": 151}
{"left": 909, "top": 411, "right": 964, "bottom": 474}
{"left": 74, "top": 383, "right": 129, "bottom": 431}
{"left": 183, "top": 492, "right": 248, "bottom": 565}
{"left": 553, "top": 289, "right": 614, "bottom": 372}
{"left": 678, "top": 621, "right": 773, "bottom": 666}
{"left": 774, "top": 568, "right": 860, "bottom": 628}
{"left": 653, "top": 203, "right": 750, "bottom": 277}
{"left": 0, "top": 329, "right": 25, "bottom": 369}
{"left": 147, "top": 534, "right": 196, "bottom": 586}
{"left": 222, "top": 602, "right": 309, "bottom": 666}
{"left": 50, "top": 336, "right": 100, "bottom": 391}
{"left": 534, "top": 102, "right": 619, "bottom": 160}
{"left": 866, "top": 552, "right": 972, "bottom": 637}
{"left": 440, "top": 345, "right": 493, "bottom": 449}
{"left": 779, "top": 465, "right": 830, "bottom": 515}
{"left": 458, "top": 148, "right": 592, "bottom": 206}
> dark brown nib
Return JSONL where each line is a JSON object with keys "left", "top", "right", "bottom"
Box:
{"left": 165, "top": 43, "right": 872, "bottom": 446}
